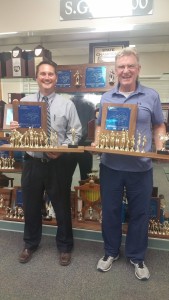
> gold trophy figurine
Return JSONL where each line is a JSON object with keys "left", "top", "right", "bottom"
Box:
{"left": 69, "top": 128, "right": 78, "bottom": 148}
{"left": 109, "top": 69, "right": 115, "bottom": 85}
{"left": 74, "top": 70, "right": 82, "bottom": 86}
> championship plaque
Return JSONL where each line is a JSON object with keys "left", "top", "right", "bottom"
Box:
{"left": 27, "top": 45, "right": 52, "bottom": 78}
{"left": 0, "top": 52, "right": 12, "bottom": 77}
{"left": 56, "top": 70, "right": 72, "bottom": 88}
{"left": 85, "top": 66, "right": 106, "bottom": 88}
{"left": 101, "top": 103, "right": 137, "bottom": 138}
{"left": 13, "top": 101, "right": 47, "bottom": 134}
{"left": 6, "top": 47, "right": 27, "bottom": 78}
{"left": 89, "top": 41, "right": 129, "bottom": 63}
{"left": 15, "top": 188, "right": 23, "bottom": 207}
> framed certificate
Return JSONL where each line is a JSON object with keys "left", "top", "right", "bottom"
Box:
{"left": 89, "top": 41, "right": 129, "bottom": 63}
{"left": 101, "top": 103, "right": 138, "bottom": 138}
{"left": 13, "top": 101, "right": 47, "bottom": 134}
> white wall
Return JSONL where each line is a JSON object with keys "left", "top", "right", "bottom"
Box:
{"left": 0, "top": 0, "right": 169, "bottom": 33}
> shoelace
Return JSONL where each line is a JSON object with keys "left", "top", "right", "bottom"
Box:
{"left": 137, "top": 262, "right": 144, "bottom": 268}
{"left": 103, "top": 255, "right": 110, "bottom": 261}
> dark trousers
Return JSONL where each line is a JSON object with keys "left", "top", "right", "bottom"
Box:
{"left": 100, "top": 163, "right": 153, "bottom": 262}
{"left": 21, "top": 154, "right": 73, "bottom": 253}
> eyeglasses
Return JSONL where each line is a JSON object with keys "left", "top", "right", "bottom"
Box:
{"left": 116, "top": 64, "right": 138, "bottom": 70}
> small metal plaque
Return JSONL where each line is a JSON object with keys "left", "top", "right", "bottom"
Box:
{"left": 13, "top": 101, "right": 47, "bottom": 134}
{"left": 150, "top": 197, "right": 160, "bottom": 220}
{"left": 56, "top": 70, "right": 71, "bottom": 88}
{"left": 101, "top": 103, "right": 137, "bottom": 138}
{"left": 18, "top": 105, "right": 41, "bottom": 128}
{"left": 85, "top": 66, "right": 106, "bottom": 88}
{"left": 16, "top": 189, "right": 23, "bottom": 206}
{"left": 12, "top": 58, "right": 21, "bottom": 77}
{"left": 105, "top": 106, "right": 131, "bottom": 131}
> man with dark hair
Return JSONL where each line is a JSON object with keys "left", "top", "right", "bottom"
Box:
{"left": 11, "top": 60, "right": 82, "bottom": 266}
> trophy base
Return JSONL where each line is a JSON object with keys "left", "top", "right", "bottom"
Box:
{"left": 157, "top": 150, "right": 169, "bottom": 155}
{"left": 68, "top": 144, "right": 78, "bottom": 148}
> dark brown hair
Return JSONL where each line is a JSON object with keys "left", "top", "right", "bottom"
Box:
{"left": 35, "top": 60, "right": 57, "bottom": 78}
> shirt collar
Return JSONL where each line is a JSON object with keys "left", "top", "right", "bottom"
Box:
{"left": 112, "top": 81, "right": 144, "bottom": 97}
{"left": 39, "top": 92, "right": 55, "bottom": 103}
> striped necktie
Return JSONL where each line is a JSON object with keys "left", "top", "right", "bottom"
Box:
{"left": 42, "top": 96, "right": 51, "bottom": 137}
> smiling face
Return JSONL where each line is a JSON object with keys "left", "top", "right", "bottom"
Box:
{"left": 36, "top": 63, "right": 57, "bottom": 95}
{"left": 115, "top": 53, "right": 141, "bottom": 92}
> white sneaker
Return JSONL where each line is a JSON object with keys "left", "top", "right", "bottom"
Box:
{"left": 97, "top": 255, "right": 119, "bottom": 272}
{"left": 130, "top": 260, "right": 150, "bottom": 280}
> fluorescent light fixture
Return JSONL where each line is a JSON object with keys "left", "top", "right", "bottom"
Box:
{"left": 0, "top": 32, "right": 18, "bottom": 35}
{"left": 94, "top": 24, "right": 135, "bottom": 32}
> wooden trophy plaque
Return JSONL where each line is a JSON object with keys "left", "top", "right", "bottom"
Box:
{"left": 101, "top": 103, "right": 138, "bottom": 138}
{"left": 13, "top": 101, "right": 47, "bottom": 134}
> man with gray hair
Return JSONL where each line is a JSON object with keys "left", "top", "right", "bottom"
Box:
{"left": 92, "top": 47, "right": 166, "bottom": 280}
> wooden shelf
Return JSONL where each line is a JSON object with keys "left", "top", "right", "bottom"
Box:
{"left": 1, "top": 215, "right": 169, "bottom": 239}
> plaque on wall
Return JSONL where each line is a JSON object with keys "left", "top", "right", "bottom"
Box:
{"left": 13, "top": 101, "right": 47, "bottom": 134}
{"left": 89, "top": 41, "right": 129, "bottom": 63}
{"left": 56, "top": 70, "right": 72, "bottom": 88}
{"left": 101, "top": 103, "right": 138, "bottom": 138}
{"left": 85, "top": 66, "right": 106, "bottom": 88}
{"left": 55, "top": 63, "right": 115, "bottom": 93}
{"left": 27, "top": 45, "right": 52, "bottom": 78}
{"left": 0, "top": 52, "right": 12, "bottom": 77}
{"left": 5, "top": 47, "right": 27, "bottom": 78}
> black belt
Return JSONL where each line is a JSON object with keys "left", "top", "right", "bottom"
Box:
{"left": 24, "top": 153, "right": 51, "bottom": 163}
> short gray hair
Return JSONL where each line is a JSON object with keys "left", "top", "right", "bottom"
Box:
{"left": 115, "top": 47, "right": 140, "bottom": 64}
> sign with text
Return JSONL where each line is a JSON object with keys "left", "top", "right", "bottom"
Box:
{"left": 60, "top": 0, "right": 153, "bottom": 20}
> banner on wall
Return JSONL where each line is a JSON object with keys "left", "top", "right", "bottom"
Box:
{"left": 60, "top": 0, "right": 153, "bottom": 21}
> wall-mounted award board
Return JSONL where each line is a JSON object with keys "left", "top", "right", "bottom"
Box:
{"left": 55, "top": 62, "right": 116, "bottom": 93}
